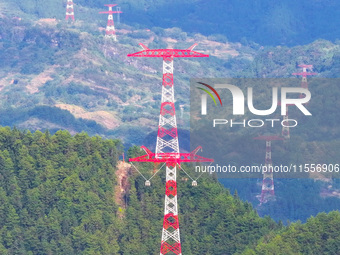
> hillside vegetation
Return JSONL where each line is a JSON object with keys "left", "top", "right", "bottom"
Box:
{"left": 0, "top": 127, "right": 339, "bottom": 254}
{"left": 0, "top": 11, "right": 254, "bottom": 146}
{"left": 242, "top": 211, "right": 340, "bottom": 255}
{"left": 0, "top": 127, "right": 278, "bottom": 254}
{"left": 3, "top": 0, "right": 340, "bottom": 45}
{"left": 0, "top": 10, "right": 340, "bottom": 146}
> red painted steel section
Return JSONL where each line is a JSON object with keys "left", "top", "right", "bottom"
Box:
{"left": 165, "top": 180, "right": 177, "bottom": 196}
{"left": 129, "top": 147, "right": 214, "bottom": 164}
{"left": 128, "top": 44, "right": 211, "bottom": 255}
{"left": 65, "top": 0, "right": 75, "bottom": 21}
{"left": 160, "top": 242, "right": 181, "bottom": 254}
{"left": 163, "top": 213, "right": 179, "bottom": 229}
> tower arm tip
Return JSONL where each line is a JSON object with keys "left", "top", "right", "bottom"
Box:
{"left": 191, "top": 146, "right": 203, "bottom": 155}
{"left": 104, "top": 4, "right": 118, "bottom": 7}
{"left": 139, "top": 43, "right": 150, "bottom": 50}
{"left": 140, "top": 146, "right": 153, "bottom": 156}
{"left": 187, "top": 43, "right": 198, "bottom": 51}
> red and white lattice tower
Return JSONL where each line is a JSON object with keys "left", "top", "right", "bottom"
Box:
{"left": 282, "top": 106, "right": 290, "bottom": 139}
{"left": 254, "top": 136, "right": 283, "bottom": 204}
{"left": 128, "top": 43, "right": 213, "bottom": 255}
{"left": 65, "top": 0, "right": 75, "bottom": 21}
{"left": 278, "top": 102, "right": 295, "bottom": 140}
{"left": 292, "top": 64, "right": 316, "bottom": 98}
{"left": 99, "top": 4, "right": 122, "bottom": 41}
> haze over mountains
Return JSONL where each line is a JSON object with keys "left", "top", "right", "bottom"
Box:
{"left": 0, "top": 0, "right": 339, "bottom": 232}
{"left": 10, "top": 0, "right": 340, "bottom": 46}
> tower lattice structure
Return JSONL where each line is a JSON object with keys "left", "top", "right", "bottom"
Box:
{"left": 254, "top": 136, "right": 283, "bottom": 204}
{"left": 292, "top": 64, "right": 316, "bottom": 98}
{"left": 116, "top": 7, "right": 121, "bottom": 24}
{"left": 284, "top": 64, "right": 316, "bottom": 138}
{"left": 128, "top": 43, "right": 213, "bottom": 255}
{"left": 282, "top": 105, "right": 290, "bottom": 139}
{"left": 278, "top": 102, "right": 295, "bottom": 140}
{"left": 65, "top": 0, "right": 75, "bottom": 21}
{"left": 99, "top": 4, "right": 122, "bottom": 41}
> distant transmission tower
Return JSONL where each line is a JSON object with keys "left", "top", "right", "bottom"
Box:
{"left": 99, "top": 4, "right": 122, "bottom": 41}
{"left": 65, "top": 0, "right": 75, "bottom": 21}
{"left": 278, "top": 102, "right": 295, "bottom": 140}
{"left": 128, "top": 43, "right": 213, "bottom": 255}
{"left": 254, "top": 136, "right": 283, "bottom": 204}
{"left": 179, "top": 105, "right": 184, "bottom": 118}
{"left": 292, "top": 64, "right": 316, "bottom": 98}
{"left": 116, "top": 6, "right": 121, "bottom": 24}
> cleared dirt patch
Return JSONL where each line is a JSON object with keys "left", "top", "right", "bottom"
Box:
{"left": 37, "top": 18, "right": 58, "bottom": 26}
{"left": 55, "top": 103, "right": 120, "bottom": 129}
{"left": 27, "top": 66, "right": 56, "bottom": 94}
{"left": 0, "top": 74, "right": 15, "bottom": 91}
{"left": 114, "top": 161, "right": 132, "bottom": 218}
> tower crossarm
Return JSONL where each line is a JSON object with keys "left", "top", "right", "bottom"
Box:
{"left": 129, "top": 146, "right": 214, "bottom": 164}
{"left": 293, "top": 63, "right": 316, "bottom": 77}
{"left": 127, "top": 43, "right": 209, "bottom": 58}
{"left": 99, "top": 10, "right": 122, "bottom": 14}
{"left": 292, "top": 72, "right": 317, "bottom": 77}
{"left": 298, "top": 64, "right": 313, "bottom": 69}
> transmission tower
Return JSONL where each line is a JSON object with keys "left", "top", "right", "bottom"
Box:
{"left": 128, "top": 43, "right": 213, "bottom": 255}
{"left": 116, "top": 6, "right": 121, "bottom": 24}
{"left": 278, "top": 65, "right": 316, "bottom": 139}
{"left": 65, "top": 0, "right": 75, "bottom": 21}
{"left": 99, "top": 4, "right": 122, "bottom": 41}
{"left": 278, "top": 102, "right": 295, "bottom": 140}
{"left": 292, "top": 64, "right": 316, "bottom": 98}
{"left": 179, "top": 105, "right": 185, "bottom": 118}
{"left": 253, "top": 136, "right": 283, "bottom": 204}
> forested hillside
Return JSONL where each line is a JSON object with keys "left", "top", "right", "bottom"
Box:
{"left": 0, "top": 127, "right": 339, "bottom": 254}
{"left": 242, "top": 211, "right": 340, "bottom": 255}
{"left": 0, "top": 127, "right": 281, "bottom": 254}
{"left": 0, "top": 127, "right": 123, "bottom": 254}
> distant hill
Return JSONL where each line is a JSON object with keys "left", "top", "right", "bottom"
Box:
{"left": 0, "top": 10, "right": 255, "bottom": 146}
{"left": 0, "top": 8, "right": 340, "bottom": 146}
{"left": 3, "top": 0, "right": 340, "bottom": 45}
